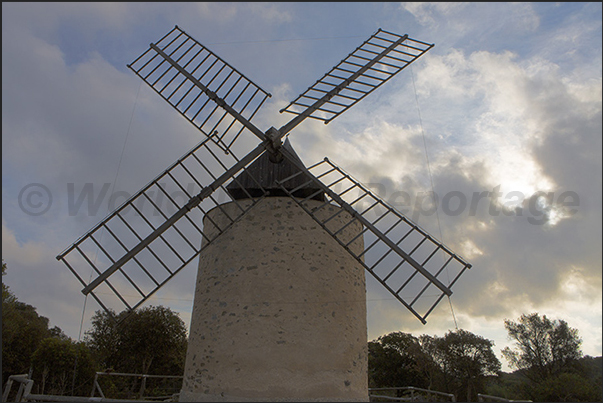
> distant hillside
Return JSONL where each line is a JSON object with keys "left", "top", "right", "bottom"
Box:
{"left": 580, "top": 355, "right": 602, "bottom": 383}
{"left": 485, "top": 356, "right": 602, "bottom": 401}
{"left": 502, "top": 355, "right": 602, "bottom": 379}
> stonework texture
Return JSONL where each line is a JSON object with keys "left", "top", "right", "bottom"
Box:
{"left": 180, "top": 197, "right": 367, "bottom": 402}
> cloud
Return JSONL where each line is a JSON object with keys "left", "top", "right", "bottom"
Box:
{"left": 401, "top": 2, "right": 471, "bottom": 28}
{"left": 2, "top": 3, "right": 600, "bottom": 363}
{"left": 322, "top": 27, "right": 601, "bottom": 361}
{"left": 401, "top": 2, "right": 539, "bottom": 42}
{"left": 2, "top": 219, "right": 86, "bottom": 335}
{"left": 421, "top": 48, "right": 600, "bottom": 314}
{"left": 193, "top": 3, "right": 291, "bottom": 24}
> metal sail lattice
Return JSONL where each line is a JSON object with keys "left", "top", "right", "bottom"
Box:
{"left": 279, "top": 29, "right": 433, "bottom": 124}
{"left": 128, "top": 26, "right": 271, "bottom": 152}
{"left": 57, "top": 138, "right": 267, "bottom": 318}
{"left": 276, "top": 154, "right": 471, "bottom": 323}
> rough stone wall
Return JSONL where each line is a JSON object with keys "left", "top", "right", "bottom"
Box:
{"left": 180, "top": 197, "right": 367, "bottom": 402}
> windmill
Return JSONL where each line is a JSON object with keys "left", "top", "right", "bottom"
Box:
{"left": 57, "top": 26, "right": 471, "bottom": 401}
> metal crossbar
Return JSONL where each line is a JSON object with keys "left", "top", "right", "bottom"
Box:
{"left": 57, "top": 138, "right": 267, "bottom": 319}
{"left": 369, "top": 387, "right": 456, "bottom": 402}
{"left": 279, "top": 29, "right": 433, "bottom": 124}
{"left": 276, "top": 153, "right": 471, "bottom": 324}
{"left": 128, "top": 26, "right": 271, "bottom": 152}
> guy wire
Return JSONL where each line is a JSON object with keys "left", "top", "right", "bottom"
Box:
{"left": 409, "top": 63, "right": 459, "bottom": 330}
{"left": 71, "top": 80, "right": 143, "bottom": 395}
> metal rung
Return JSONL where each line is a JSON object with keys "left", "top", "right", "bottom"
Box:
{"left": 291, "top": 102, "right": 341, "bottom": 115}
{"left": 299, "top": 189, "right": 326, "bottom": 204}
{"left": 393, "top": 238, "right": 430, "bottom": 293}
{"left": 325, "top": 174, "right": 347, "bottom": 188}
{"left": 321, "top": 207, "right": 347, "bottom": 226}
{"left": 333, "top": 217, "right": 360, "bottom": 237}
{"left": 299, "top": 94, "right": 351, "bottom": 108}
{"left": 382, "top": 53, "right": 411, "bottom": 64}
{"left": 289, "top": 179, "right": 316, "bottom": 195}
{"left": 344, "top": 227, "right": 369, "bottom": 248}
{"left": 360, "top": 200, "right": 381, "bottom": 215}
{"left": 315, "top": 167, "right": 337, "bottom": 180}
{"left": 350, "top": 54, "right": 373, "bottom": 62}
{"left": 409, "top": 251, "right": 449, "bottom": 306}
{"left": 338, "top": 183, "right": 358, "bottom": 197}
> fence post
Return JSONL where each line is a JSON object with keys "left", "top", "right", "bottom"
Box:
{"left": 3, "top": 378, "right": 14, "bottom": 402}
{"left": 15, "top": 382, "right": 25, "bottom": 402}
{"left": 139, "top": 375, "right": 147, "bottom": 399}
{"left": 90, "top": 373, "right": 98, "bottom": 397}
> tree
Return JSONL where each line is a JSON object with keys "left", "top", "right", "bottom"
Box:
{"left": 85, "top": 305, "right": 187, "bottom": 376}
{"left": 2, "top": 261, "right": 51, "bottom": 384}
{"left": 3, "top": 260, "right": 76, "bottom": 391}
{"left": 501, "top": 313, "right": 599, "bottom": 401}
{"left": 2, "top": 260, "right": 16, "bottom": 304}
{"left": 31, "top": 338, "right": 96, "bottom": 396}
{"left": 368, "top": 330, "right": 501, "bottom": 401}
{"left": 368, "top": 332, "right": 427, "bottom": 389}
{"left": 415, "top": 334, "right": 444, "bottom": 391}
{"left": 433, "top": 329, "right": 501, "bottom": 402}
{"left": 85, "top": 308, "right": 121, "bottom": 370}
{"left": 531, "top": 372, "right": 602, "bottom": 402}
{"left": 502, "top": 312, "right": 582, "bottom": 382}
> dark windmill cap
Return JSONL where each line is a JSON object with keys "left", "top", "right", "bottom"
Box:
{"left": 226, "top": 139, "right": 325, "bottom": 201}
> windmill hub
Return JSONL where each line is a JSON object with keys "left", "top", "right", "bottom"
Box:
{"left": 264, "top": 126, "right": 284, "bottom": 163}
{"left": 226, "top": 139, "right": 325, "bottom": 202}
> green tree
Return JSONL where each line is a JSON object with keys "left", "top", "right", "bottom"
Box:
{"left": 2, "top": 261, "right": 96, "bottom": 396}
{"left": 531, "top": 372, "right": 602, "bottom": 402}
{"left": 368, "top": 332, "right": 427, "bottom": 389}
{"left": 368, "top": 330, "right": 501, "bottom": 401}
{"left": 501, "top": 313, "right": 600, "bottom": 401}
{"left": 415, "top": 334, "right": 445, "bottom": 391}
{"left": 31, "top": 337, "right": 96, "bottom": 396}
{"left": 502, "top": 313, "right": 582, "bottom": 382}
{"left": 433, "top": 329, "right": 501, "bottom": 402}
{"left": 2, "top": 262, "right": 52, "bottom": 384}
{"left": 2, "top": 260, "right": 16, "bottom": 304}
{"left": 85, "top": 305, "right": 187, "bottom": 376}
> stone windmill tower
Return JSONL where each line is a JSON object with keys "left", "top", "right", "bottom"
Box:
{"left": 57, "top": 26, "right": 471, "bottom": 401}
{"left": 181, "top": 139, "right": 368, "bottom": 401}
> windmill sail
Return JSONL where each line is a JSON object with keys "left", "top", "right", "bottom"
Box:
{"left": 57, "top": 138, "right": 268, "bottom": 318}
{"left": 276, "top": 150, "right": 471, "bottom": 324}
{"left": 279, "top": 29, "right": 433, "bottom": 125}
{"left": 128, "top": 26, "right": 271, "bottom": 152}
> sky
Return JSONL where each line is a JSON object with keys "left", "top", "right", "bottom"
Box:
{"left": 2, "top": 3, "right": 602, "bottom": 372}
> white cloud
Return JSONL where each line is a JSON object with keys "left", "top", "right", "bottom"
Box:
{"left": 401, "top": 2, "right": 539, "bottom": 40}
{"left": 2, "top": 3, "right": 601, "bottom": 360}
{"left": 2, "top": 219, "right": 50, "bottom": 267}
{"left": 352, "top": 21, "right": 600, "bottom": 358}
{"left": 401, "top": 2, "right": 470, "bottom": 28}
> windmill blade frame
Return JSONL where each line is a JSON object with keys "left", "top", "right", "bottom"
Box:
{"left": 279, "top": 29, "right": 433, "bottom": 126}
{"left": 275, "top": 148, "right": 471, "bottom": 324}
{"left": 128, "top": 25, "right": 271, "bottom": 152}
{"left": 57, "top": 137, "right": 271, "bottom": 320}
